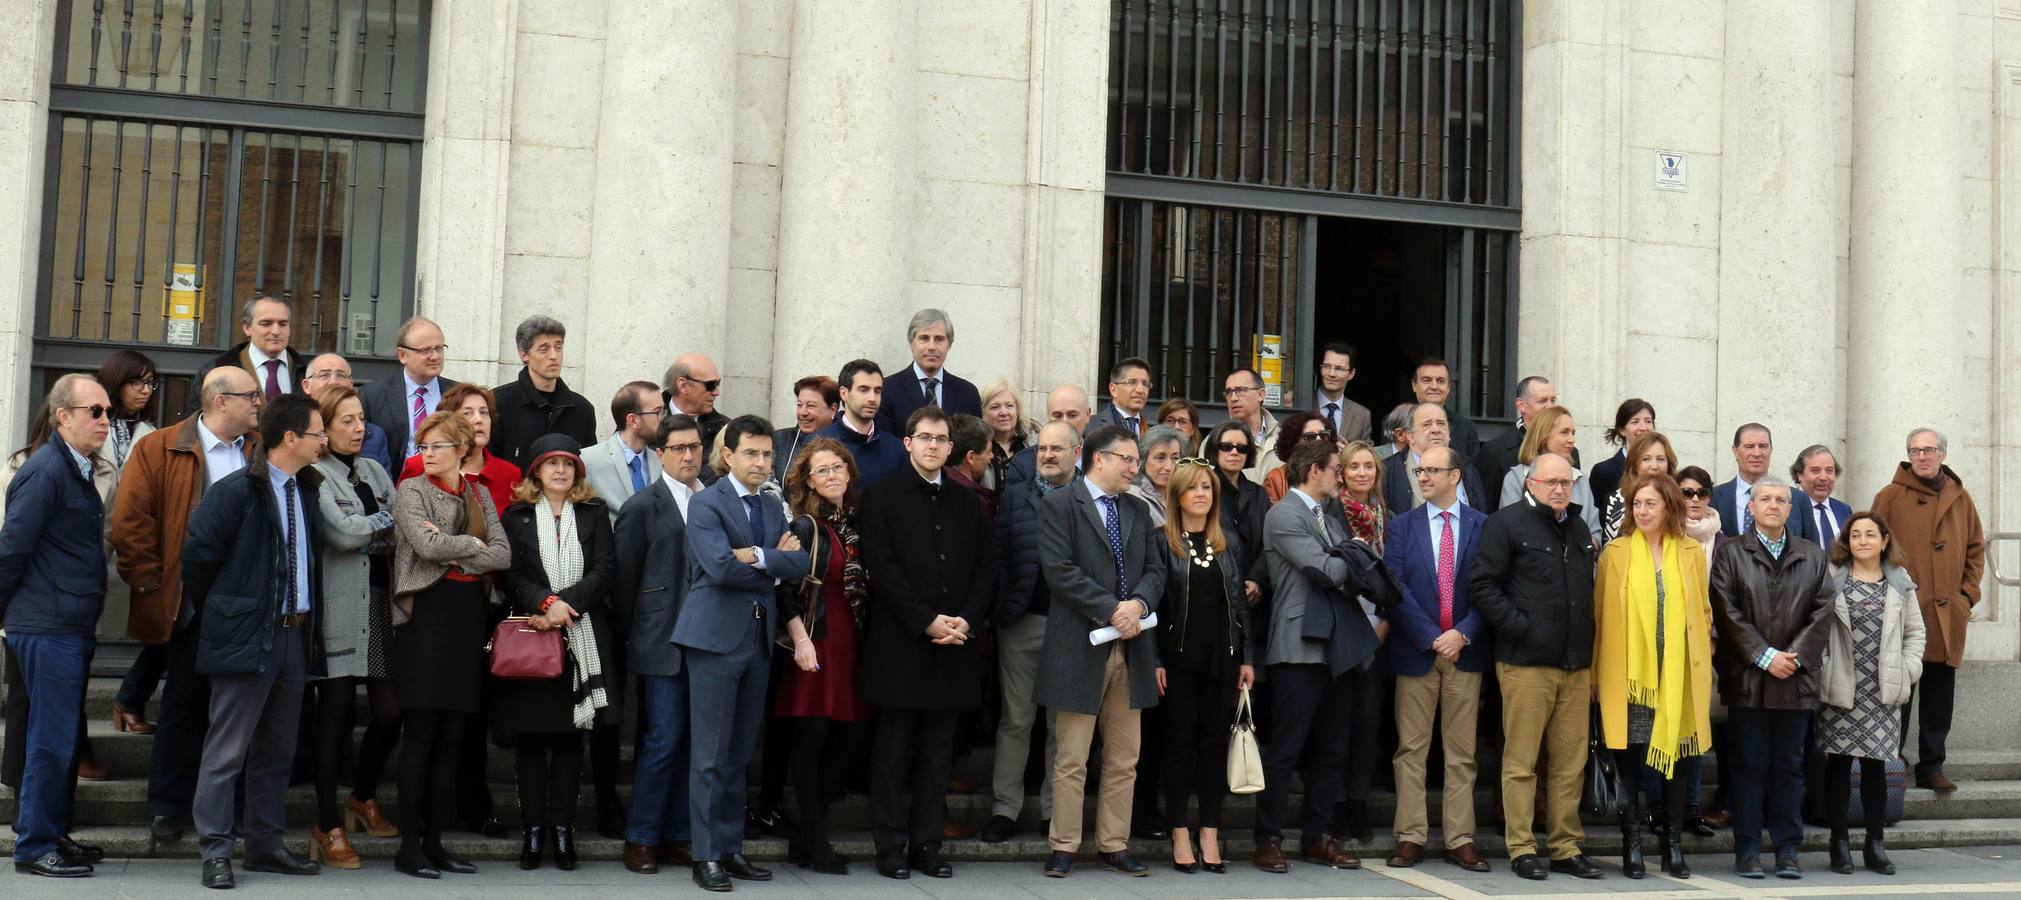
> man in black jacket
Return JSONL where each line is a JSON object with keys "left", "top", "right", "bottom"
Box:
{"left": 1471, "top": 376, "right": 1558, "bottom": 513}
{"left": 182, "top": 394, "right": 328, "bottom": 888}
{"left": 978, "top": 420, "right": 1080, "bottom": 843}
{"left": 1708, "top": 476, "right": 1832, "bottom": 879}
{"left": 491, "top": 315, "right": 597, "bottom": 471}
{"left": 1466, "top": 453, "right": 1600, "bottom": 881}
{"left": 856, "top": 406, "right": 998, "bottom": 880}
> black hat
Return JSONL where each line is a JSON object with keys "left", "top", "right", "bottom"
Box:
{"left": 526, "top": 433, "right": 584, "bottom": 476}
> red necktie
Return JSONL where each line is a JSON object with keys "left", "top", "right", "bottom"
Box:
{"left": 1437, "top": 510, "right": 1455, "bottom": 632}
{"left": 263, "top": 359, "right": 283, "bottom": 401}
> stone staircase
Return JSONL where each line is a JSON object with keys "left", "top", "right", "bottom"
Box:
{"left": 7, "top": 672, "right": 2021, "bottom": 863}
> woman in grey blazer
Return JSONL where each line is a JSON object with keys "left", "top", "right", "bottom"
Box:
{"left": 305, "top": 386, "right": 402, "bottom": 868}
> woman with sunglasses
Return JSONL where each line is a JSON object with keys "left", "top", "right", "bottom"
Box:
{"left": 1129, "top": 426, "right": 1188, "bottom": 526}
{"left": 1676, "top": 467, "right": 1725, "bottom": 567}
{"left": 1153, "top": 457, "right": 1255, "bottom": 874}
{"left": 93, "top": 351, "right": 165, "bottom": 737}
{"left": 1204, "top": 420, "right": 1270, "bottom": 602}
{"left": 1261, "top": 411, "right": 1337, "bottom": 504}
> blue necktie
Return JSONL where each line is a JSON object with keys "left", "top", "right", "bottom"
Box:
{"left": 629, "top": 453, "right": 647, "bottom": 493}
{"left": 1098, "top": 495, "right": 1129, "bottom": 600}
{"left": 283, "top": 478, "right": 300, "bottom": 614}
{"left": 743, "top": 494, "right": 766, "bottom": 549}
{"left": 1815, "top": 502, "right": 1836, "bottom": 547}
{"left": 1741, "top": 487, "right": 1755, "bottom": 537}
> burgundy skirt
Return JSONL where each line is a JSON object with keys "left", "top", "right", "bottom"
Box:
{"left": 772, "top": 551, "right": 869, "bottom": 722}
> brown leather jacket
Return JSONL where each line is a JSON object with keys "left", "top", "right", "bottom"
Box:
{"left": 1869, "top": 463, "right": 1985, "bottom": 667}
{"left": 1708, "top": 531, "right": 1834, "bottom": 711}
{"left": 109, "top": 418, "right": 252, "bottom": 644}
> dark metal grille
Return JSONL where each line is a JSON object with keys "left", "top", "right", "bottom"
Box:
{"left": 58, "top": 0, "right": 424, "bottom": 113}
{"left": 1108, "top": 0, "right": 1513, "bottom": 206}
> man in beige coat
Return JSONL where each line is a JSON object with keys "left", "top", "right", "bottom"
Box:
{"left": 1868, "top": 427, "right": 1985, "bottom": 793}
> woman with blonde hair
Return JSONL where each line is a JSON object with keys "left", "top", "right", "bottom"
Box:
{"left": 977, "top": 379, "right": 1035, "bottom": 493}
{"left": 1600, "top": 432, "right": 1678, "bottom": 544}
{"left": 1592, "top": 472, "right": 1712, "bottom": 879}
{"left": 1498, "top": 405, "right": 1600, "bottom": 543}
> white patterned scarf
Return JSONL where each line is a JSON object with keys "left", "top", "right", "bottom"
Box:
{"left": 536, "top": 499, "right": 608, "bottom": 729}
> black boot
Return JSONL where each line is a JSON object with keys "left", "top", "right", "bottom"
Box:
{"left": 1828, "top": 831, "right": 1854, "bottom": 874}
{"left": 519, "top": 824, "right": 545, "bottom": 870}
{"left": 1862, "top": 835, "right": 1895, "bottom": 875}
{"left": 553, "top": 826, "right": 577, "bottom": 871}
{"left": 1621, "top": 794, "right": 1646, "bottom": 879}
{"left": 1661, "top": 829, "right": 1691, "bottom": 878}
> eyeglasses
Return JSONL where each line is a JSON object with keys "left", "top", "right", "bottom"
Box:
{"left": 1161, "top": 417, "right": 1195, "bottom": 428}
{"left": 398, "top": 343, "right": 449, "bottom": 357}
{"left": 654, "top": 440, "right": 703, "bottom": 454}
{"left": 1100, "top": 449, "right": 1141, "bottom": 467}
{"left": 908, "top": 433, "right": 952, "bottom": 446}
{"left": 682, "top": 376, "right": 722, "bottom": 393}
{"left": 1527, "top": 477, "right": 1576, "bottom": 490}
{"left": 1412, "top": 465, "right": 1460, "bottom": 477}
{"left": 1222, "top": 385, "right": 1259, "bottom": 399}
{"left": 304, "top": 369, "right": 350, "bottom": 382}
{"left": 126, "top": 376, "right": 160, "bottom": 390}
{"left": 417, "top": 442, "right": 462, "bottom": 454}
{"left": 1300, "top": 431, "right": 1333, "bottom": 442}
{"left": 1908, "top": 447, "right": 1944, "bottom": 457}
{"left": 219, "top": 390, "right": 262, "bottom": 403}
{"left": 635, "top": 407, "right": 667, "bottom": 420}
{"left": 64, "top": 404, "right": 110, "bottom": 420}
{"left": 1680, "top": 488, "right": 1712, "bottom": 500}
{"left": 810, "top": 464, "right": 849, "bottom": 480}
{"left": 1211, "top": 441, "right": 1250, "bottom": 454}
{"left": 299, "top": 431, "right": 329, "bottom": 443}
{"left": 1318, "top": 363, "right": 1353, "bottom": 375}
{"left": 1111, "top": 378, "right": 1153, "bottom": 390}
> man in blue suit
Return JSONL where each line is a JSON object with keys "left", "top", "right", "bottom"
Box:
{"left": 676, "top": 416, "right": 810, "bottom": 892}
{"left": 1712, "top": 423, "right": 1774, "bottom": 538}
{"left": 1788, "top": 445, "right": 1851, "bottom": 548}
{"left": 1096, "top": 357, "right": 1152, "bottom": 436}
{"left": 875, "top": 308, "right": 982, "bottom": 434}
{"left": 1380, "top": 446, "right": 1492, "bottom": 872}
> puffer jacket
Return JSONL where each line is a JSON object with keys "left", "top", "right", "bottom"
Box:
{"left": 1820, "top": 564, "right": 1926, "bottom": 710}
{"left": 1708, "top": 532, "right": 1833, "bottom": 710}
{"left": 1467, "top": 493, "right": 1598, "bottom": 670}
{"left": 991, "top": 473, "right": 1056, "bottom": 625}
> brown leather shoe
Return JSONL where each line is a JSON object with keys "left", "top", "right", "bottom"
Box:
{"left": 343, "top": 797, "right": 399, "bottom": 838}
{"left": 942, "top": 818, "right": 978, "bottom": 839}
{"left": 309, "top": 826, "right": 363, "bottom": 870}
{"left": 623, "top": 842, "right": 660, "bottom": 873}
{"left": 111, "top": 700, "right": 155, "bottom": 734}
{"left": 1919, "top": 771, "right": 1958, "bottom": 793}
{"left": 656, "top": 841, "right": 693, "bottom": 865}
{"left": 1700, "top": 808, "right": 1732, "bottom": 828}
{"left": 1446, "top": 842, "right": 1490, "bottom": 872}
{"left": 1302, "top": 836, "right": 1361, "bottom": 869}
{"left": 1387, "top": 840, "right": 1424, "bottom": 867}
{"left": 76, "top": 758, "right": 109, "bottom": 781}
{"left": 1253, "top": 836, "right": 1289, "bottom": 873}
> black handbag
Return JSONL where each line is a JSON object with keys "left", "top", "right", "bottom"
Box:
{"left": 1581, "top": 703, "right": 1622, "bottom": 818}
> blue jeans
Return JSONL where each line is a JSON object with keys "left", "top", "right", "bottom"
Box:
{"left": 6, "top": 632, "right": 92, "bottom": 862}
{"left": 625, "top": 672, "right": 691, "bottom": 846}
{"left": 1641, "top": 753, "right": 1703, "bottom": 812}
{"left": 1728, "top": 706, "right": 1809, "bottom": 858}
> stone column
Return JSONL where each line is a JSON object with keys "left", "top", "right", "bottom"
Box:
{"left": 0, "top": 0, "right": 58, "bottom": 453}
{"left": 770, "top": 0, "right": 916, "bottom": 409}
{"left": 1018, "top": 0, "right": 1110, "bottom": 403}
{"left": 583, "top": 0, "right": 737, "bottom": 414}
{"left": 1715, "top": 1, "right": 1837, "bottom": 479}
{"left": 1847, "top": 2, "right": 1964, "bottom": 497}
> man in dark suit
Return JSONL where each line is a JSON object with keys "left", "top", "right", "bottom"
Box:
{"left": 1380, "top": 446, "right": 1491, "bottom": 872}
{"left": 1472, "top": 376, "right": 1557, "bottom": 513}
{"left": 1409, "top": 358, "right": 1478, "bottom": 465}
{"left": 1788, "top": 445, "right": 1851, "bottom": 547}
{"left": 1032, "top": 425, "right": 1164, "bottom": 878}
{"left": 181, "top": 394, "right": 328, "bottom": 888}
{"left": 490, "top": 314, "right": 597, "bottom": 471}
{"left": 674, "top": 416, "right": 809, "bottom": 892}
{"left": 615, "top": 414, "right": 706, "bottom": 874}
{"left": 875, "top": 308, "right": 982, "bottom": 435}
{"left": 1382, "top": 403, "right": 1486, "bottom": 515}
{"left": 1254, "top": 441, "right": 1379, "bottom": 874}
{"left": 187, "top": 294, "right": 307, "bottom": 413}
{"left": 358, "top": 316, "right": 460, "bottom": 459}
{"left": 1712, "top": 423, "right": 1775, "bottom": 538}
{"left": 1315, "top": 341, "right": 1374, "bottom": 444}
{"left": 857, "top": 407, "right": 998, "bottom": 880}
{"left": 1097, "top": 357, "right": 1152, "bottom": 435}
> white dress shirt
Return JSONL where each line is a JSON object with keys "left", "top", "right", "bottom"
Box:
{"left": 659, "top": 470, "right": 695, "bottom": 521}
{"left": 247, "top": 345, "right": 294, "bottom": 394}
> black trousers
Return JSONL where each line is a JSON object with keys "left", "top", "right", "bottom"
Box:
{"left": 868, "top": 707, "right": 957, "bottom": 852}
{"left": 513, "top": 731, "right": 584, "bottom": 827}
{"left": 1825, "top": 753, "right": 1889, "bottom": 841}
{"left": 1904, "top": 661, "right": 1956, "bottom": 780}
{"left": 1254, "top": 663, "right": 1354, "bottom": 841}
{"left": 786, "top": 717, "right": 858, "bottom": 851}
{"left": 1614, "top": 745, "right": 1687, "bottom": 827}
{"left": 398, "top": 709, "right": 467, "bottom": 852}
{"left": 1159, "top": 666, "right": 1237, "bottom": 830}
{"left": 147, "top": 621, "right": 212, "bottom": 821}
{"left": 1340, "top": 660, "right": 1391, "bottom": 804}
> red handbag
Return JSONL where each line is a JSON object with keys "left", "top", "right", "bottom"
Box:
{"left": 487, "top": 616, "right": 565, "bottom": 680}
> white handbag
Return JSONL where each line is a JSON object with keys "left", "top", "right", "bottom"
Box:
{"left": 1226, "top": 686, "right": 1266, "bottom": 795}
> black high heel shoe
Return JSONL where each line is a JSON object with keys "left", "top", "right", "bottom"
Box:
{"left": 519, "top": 823, "right": 545, "bottom": 870}
{"left": 1199, "top": 834, "right": 1227, "bottom": 873}
{"left": 553, "top": 826, "right": 577, "bottom": 871}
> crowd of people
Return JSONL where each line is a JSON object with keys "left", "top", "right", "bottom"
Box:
{"left": 0, "top": 299, "right": 1989, "bottom": 889}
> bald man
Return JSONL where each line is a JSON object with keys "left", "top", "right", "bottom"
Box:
{"left": 111, "top": 366, "right": 262, "bottom": 843}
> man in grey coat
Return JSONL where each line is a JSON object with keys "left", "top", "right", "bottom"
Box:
{"left": 1033, "top": 425, "right": 1165, "bottom": 879}
{"left": 585, "top": 381, "right": 667, "bottom": 522}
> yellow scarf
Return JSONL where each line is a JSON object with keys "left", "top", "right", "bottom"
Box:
{"left": 1626, "top": 531, "right": 1700, "bottom": 777}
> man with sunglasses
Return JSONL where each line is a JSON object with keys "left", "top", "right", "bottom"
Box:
{"left": 664, "top": 353, "right": 731, "bottom": 484}
{"left": 1, "top": 375, "right": 113, "bottom": 877}
{"left": 359, "top": 316, "right": 460, "bottom": 459}
{"left": 111, "top": 366, "right": 261, "bottom": 844}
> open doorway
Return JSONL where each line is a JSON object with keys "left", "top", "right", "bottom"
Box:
{"left": 1312, "top": 217, "right": 1451, "bottom": 424}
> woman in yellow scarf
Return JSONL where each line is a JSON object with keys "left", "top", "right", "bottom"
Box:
{"left": 1594, "top": 471, "right": 1713, "bottom": 880}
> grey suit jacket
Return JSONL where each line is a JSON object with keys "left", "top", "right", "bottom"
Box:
{"left": 612, "top": 479, "right": 690, "bottom": 677}
{"left": 584, "top": 432, "right": 661, "bottom": 523}
{"left": 359, "top": 372, "right": 461, "bottom": 459}
{"left": 1262, "top": 490, "right": 1355, "bottom": 667}
{"left": 1033, "top": 479, "right": 1167, "bottom": 715}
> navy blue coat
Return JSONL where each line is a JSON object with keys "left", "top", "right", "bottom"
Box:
{"left": 813, "top": 419, "right": 908, "bottom": 489}
{"left": 1381, "top": 501, "right": 1492, "bottom": 676}
{"left": 181, "top": 460, "right": 326, "bottom": 677}
{"left": 992, "top": 471, "right": 1051, "bottom": 625}
{"left": 1789, "top": 495, "right": 1851, "bottom": 548}
{"left": 874, "top": 365, "right": 982, "bottom": 436}
{"left": 613, "top": 480, "right": 693, "bottom": 677}
{"left": 0, "top": 439, "right": 107, "bottom": 635}
{"left": 674, "top": 478, "right": 809, "bottom": 654}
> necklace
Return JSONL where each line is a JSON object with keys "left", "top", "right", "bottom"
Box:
{"left": 1186, "top": 532, "right": 1216, "bottom": 568}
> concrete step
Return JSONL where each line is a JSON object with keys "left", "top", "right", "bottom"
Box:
{"left": 9, "top": 816, "right": 2021, "bottom": 863}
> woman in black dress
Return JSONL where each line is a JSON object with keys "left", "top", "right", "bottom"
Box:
{"left": 497, "top": 434, "right": 618, "bottom": 871}
{"left": 1153, "top": 457, "right": 1254, "bottom": 874}
{"left": 390, "top": 411, "right": 511, "bottom": 878}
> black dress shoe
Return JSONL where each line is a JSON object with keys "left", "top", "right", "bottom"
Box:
{"left": 1863, "top": 837, "right": 1895, "bottom": 875}
{"left": 520, "top": 825, "right": 545, "bottom": 870}
{"left": 58, "top": 834, "right": 106, "bottom": 864}
{"left": 875, "top": 846, "right": 911, "bottom": 879}
{"left": 1043, "top": 851, "right": 1073, "bottom": 877}
{"left": 469, "top": 817, "right": 510, "bottom": 839}
{"left": 553, "top": 826, "right": 578, "bottom": 871}
{"left": 424, "top": 844, "right": 477, "bottom": 874}
{"left": 1685, "top": 815, "right": 1717, "bottom": 837}
{"left": 692, "top": 860, "right": 732, "bottom": 892}
{"left": 1550, "top": 854, "right": 1603, "bottom": 879}
{"left": 978, "top": 814, "right": 1018, "bottom": 843}
{"left": 721, "top": 852, "right": 771, "bottom": 881}
{"left": 245, "top": 848, "right": 320, "bottom": 876}
{"left": 1130, "top": 822, "right": 1169, "bottom": 841}
{"left": 202, "top": 857, "right": 234, "bottom": 889}
{"left": 1775, "top": 851, "right": 1803, "bottom": 879}
{"left": 395, "top": 847, "right": 441, "bottom": 879}
{"left": 1098, "top": 850, "right": 1150, "bottom": 876}
{"left": 1735, "top": 855, "right": 1766, "bottom": 878}
{"left": 152, "top": 815, "right": 185, "bottom": 843}
{"left": 910, "top": 843, "right": 953, "bottom": 878}
{"left": 746, "top": 805, "right": 795, "bottom": 837}
{"left": 1511, "top": 854, "right": 1548, "bottom": 880}
{"left": 15, "top": 851, "right": 92, "bottom": 878}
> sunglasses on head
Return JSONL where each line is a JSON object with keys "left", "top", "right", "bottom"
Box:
{"left": 1176, "top": 456, "right": 1213, "bottom": 469}
{"left": 65, "top": 404, "right": 110, "bottom": 420}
